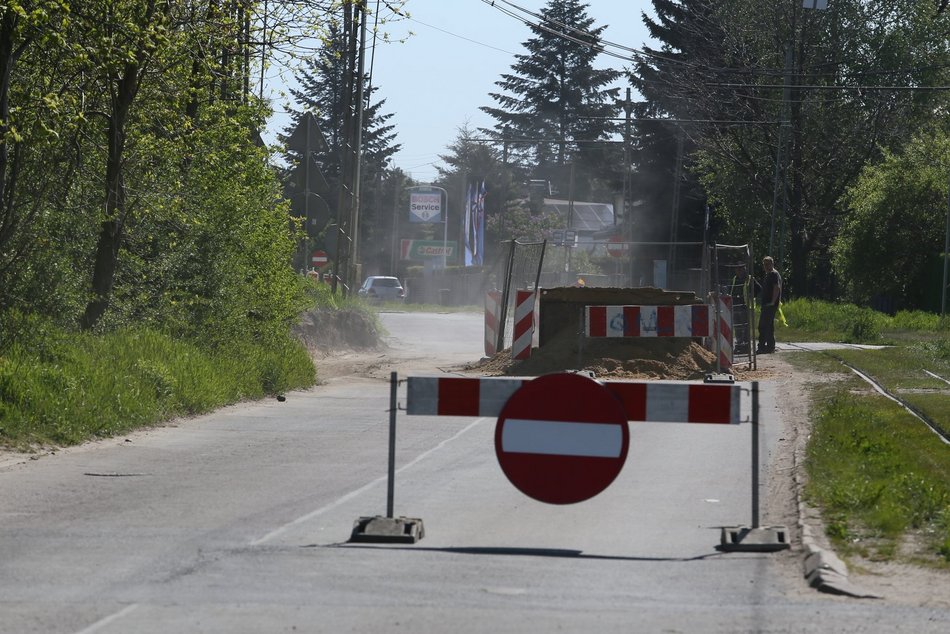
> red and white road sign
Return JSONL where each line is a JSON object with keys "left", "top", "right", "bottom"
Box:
{"left": 511, "top": 290, "right": 535, "bottom": 360}
{"left": 606, "top": 235, "right": 628, "bottom": 258}
{"left": 311, "top": 250, "right": 328, "bottom": 266}
{"left": 586, "top": 304, "right": 710, "bottom": 338}
{"left": 494, "top": 373, "right": 629, "bottom": 505}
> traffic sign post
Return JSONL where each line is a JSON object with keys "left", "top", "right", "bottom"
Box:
{"left": 494, "top": 373, "right": 629, "bottom": 504}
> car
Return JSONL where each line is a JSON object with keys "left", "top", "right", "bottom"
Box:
{"left": 357, "top": 276, "right": 406, "bottom": 303}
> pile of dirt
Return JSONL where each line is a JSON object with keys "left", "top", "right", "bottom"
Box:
{"left": 466, "top": 335, "right": 720, "bottom": 380}
{"left": 292, "top": 307, "right": 380, "bottom": 354}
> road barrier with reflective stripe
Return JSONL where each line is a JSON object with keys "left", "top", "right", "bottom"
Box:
{"left": 353, "top": 372, "right": 787, "bottom": 552}
{"left": 407, "top": 376, "right": 740, "bottom": 424}
{"left": 712, "top": 294, "right": 734, "bottom": 370}
{"left": 511, "top": 290, "right": 535, "bottom": 360}
{"left": 484, "top": 291, "right": 502, "bottom": 356}
{"left": 585, "top": 304, "right": 710, "bottom": 338}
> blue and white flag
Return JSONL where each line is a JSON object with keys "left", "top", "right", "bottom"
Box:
{"left": 475, "top": 181, "right": 487, "bottom": 266}
{"left": 464, "top": 184, "right": 475, "bottom": 266}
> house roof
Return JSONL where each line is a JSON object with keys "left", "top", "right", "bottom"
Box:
{"left": 543, "top": 198, "right": 615, "bottom": 232}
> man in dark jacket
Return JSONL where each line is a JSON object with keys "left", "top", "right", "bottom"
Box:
{"left": 757, "top": 256, "right": 782, "bottom": 354}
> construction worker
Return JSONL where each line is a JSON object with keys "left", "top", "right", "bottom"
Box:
{"left": 757, "top": 256, "right": 782, "bottom": 354}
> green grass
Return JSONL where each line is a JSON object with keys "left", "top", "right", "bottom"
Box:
{"left": 0, "top": 313, "right": 316, "bottom": 449}
{"left": 789, "top": 327, "right": 950, "bottom": 566}
{"left": 780, "top": 298, "right": 950, "bottom": 344}
{"left": 804, "top": 387, "right": 950, "bottom": 565}
{"left": 780, "top": 301, "right": 950, "bottom": 565}
{"left": 829, "top": 342, "right": 950, "bottom": 438}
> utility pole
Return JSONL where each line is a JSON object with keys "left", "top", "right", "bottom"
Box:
{"left": 622, "top": 88, "right": 632, "bottom": 227}
{"left": 331, "top": 1, "right": 356, "bottom": 295}
{"left": 390, "top": 172, "right": 403, "bottom": 274}
{"left": 769, "top": 44, "right": 793, "bottom": 260}
{"left": 668, "top": 130, "right": 684, "bottom": 284}
{"left": 348, "top": 0, "right": 369, "bottom": 289}
{"left": 942, "top": 173, "right": 949, "bottom": 317}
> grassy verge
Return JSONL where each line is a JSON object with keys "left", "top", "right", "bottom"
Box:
{"left": 0, "top": 312, "right": 316, "bottom": 450}
{"left": 780, "top": 298, "right": 950, "bottom": 344}
{"left": 830, "top": 342, "right": 950, "bottom": 436}
{"left": 788, "top": 348, "right": 950, "bottom": 567}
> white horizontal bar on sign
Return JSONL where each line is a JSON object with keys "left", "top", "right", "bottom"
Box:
{"left": 501, "top": 419, "right": 624, "bottom": 458}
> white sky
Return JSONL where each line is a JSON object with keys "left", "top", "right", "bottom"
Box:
{"left": 265, "top": 0, "right": 656, "bottom": 183}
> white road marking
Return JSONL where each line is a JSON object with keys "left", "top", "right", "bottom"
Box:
{"left": 250, "top": 417, "right": 486, "bottom": 546}
{"left": 73, "top": 604, "right": 139, "bottom": 634}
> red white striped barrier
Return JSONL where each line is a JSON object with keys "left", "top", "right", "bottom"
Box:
{"left": 710, "top": 295, "right": 733, "bottom": 369}
{"left": 484, "top": 290, "right": 502, "bottom": 356}
{"left": 407, "top": 375, "right": 741, "bottom": 424}
{"left": 407, "top": 377, "right": 525, "bottom": 417}
{"left": 585, "top": 304, "right": 709, "bottom": 338}
{"left": 512, "top": 290, "right": 535, "bottom": 360}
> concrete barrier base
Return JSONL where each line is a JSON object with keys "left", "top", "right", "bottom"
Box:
{"left": 349, "top": 516, "right": 425, "bottom": 544}
{"left": 719, "top": 525, "right": 791, "bottom": 552}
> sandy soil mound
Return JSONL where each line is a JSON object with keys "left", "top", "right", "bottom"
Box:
{"left": 292, "top": 307, "right": 379, "bottom": 354}
{"left": 466, "top": 336, "right": 720, "bottom": 380}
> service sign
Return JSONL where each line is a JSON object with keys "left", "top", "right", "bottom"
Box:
{"left": 409, "top": 188, "right": 443, "bottom": 223}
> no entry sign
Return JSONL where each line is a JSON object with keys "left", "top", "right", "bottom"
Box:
{"left": 494, "top": 373, "right": 629, "bottom": 504}
{"left": 606, "top": 235, "right": 628, "bottom": 258}
{"left": 311, "top": 250, "right": 328, "bottom": 266}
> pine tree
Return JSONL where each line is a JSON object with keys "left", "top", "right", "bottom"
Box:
{"left": 285, "top": 23, "right": 401, "bottom": 269}
{"left": 629, "top": 0, "right": 744, "bottom": 243}
{"left": 480, "top": 0, "right": 621, "bottom": 201}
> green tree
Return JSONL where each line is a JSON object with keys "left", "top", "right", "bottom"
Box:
{"left": 832, "top": 128, "right": 950, "bottom": 310}
{"left": 285, "top": 21, "right": 401, "bottom": 272}
{"left": 628, "top": 0, "right": 730, "bottom": 243}
{"left": 632, "top": 0, "right": 950, "bottom": 297}
{"left": 434, "top": 124, "right": 527, "bottom": 265}
{"left": 480, "top": 0, "right": 621, "bottom": 201}
{"left": 0, "top": 0, "right": 311, "bottom": 346}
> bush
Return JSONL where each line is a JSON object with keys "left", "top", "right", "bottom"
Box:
{"left": 0, "top": 311, "right": 315, "bottom": 448}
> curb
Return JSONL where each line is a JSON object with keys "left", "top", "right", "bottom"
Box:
{"left": 793, "top": 463, "right": 881, "bottom": 598}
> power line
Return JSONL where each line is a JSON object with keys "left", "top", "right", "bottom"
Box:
{"left": 708, "top": 82, "right": 950, "bottom": 91}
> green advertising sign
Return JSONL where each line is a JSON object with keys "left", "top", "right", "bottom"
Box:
{"left": 400, "top": 239, "right": 457, "bottom": 261}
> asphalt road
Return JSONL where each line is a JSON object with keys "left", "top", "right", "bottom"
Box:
{"left": 1, "top": 312, "right": 948, "bottom": 633}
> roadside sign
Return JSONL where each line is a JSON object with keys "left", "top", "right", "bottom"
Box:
{"left": 551, "top": 229, "right": 576, "bottom": 247}
{"left": 408, "top": 187, "right": 443, "bottom": 223}
{"left": 311, "top": 250, "right": 328, "bottom": 267}
{"left": 399, "top": 239, "right": 456, "bottom": 261}
{"left": 607, "top": 235, "right": 628, "bottom": 258}
{"left": 494, "top": 373, "right": 629, "bottom": 504}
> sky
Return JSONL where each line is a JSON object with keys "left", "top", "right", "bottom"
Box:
{"left": 265, "top": 0, "right": 657, "bottom": 183}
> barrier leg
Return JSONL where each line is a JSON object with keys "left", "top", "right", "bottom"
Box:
{"left": 387, "top": 370, "right": 397, "bottom": 518}
{"left": 350, "top": 372, "right": 425, "bottom": 543}
{"left": 719, "top": 381, "right": 789, "bottom": 552}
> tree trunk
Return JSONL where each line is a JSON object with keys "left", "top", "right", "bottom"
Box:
{"left": 79, "top": 61, "right": 141, "bottom": 330}
{"left": 0, "top": 11, "right": 29, "bottom": 253}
